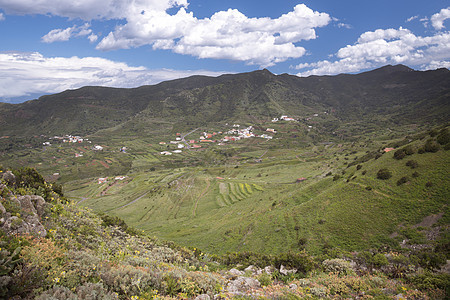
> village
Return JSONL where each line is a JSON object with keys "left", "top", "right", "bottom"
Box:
{"left": 158, "top": 115, "right": 302, "bottom": 156}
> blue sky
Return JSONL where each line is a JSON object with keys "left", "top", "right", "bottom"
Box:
{"left": 0, "top": 0, "right": 449, "bottom": 103}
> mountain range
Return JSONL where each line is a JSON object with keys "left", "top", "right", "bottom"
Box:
{"left": 1, "top": 64, "right": 449, "bottom": 138}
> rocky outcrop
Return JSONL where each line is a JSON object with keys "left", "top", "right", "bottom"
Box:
{"left": 0, "top": 195, "right": 47, "bottom": 237}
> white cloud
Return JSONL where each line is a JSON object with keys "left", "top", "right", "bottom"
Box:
{"left": 0, "top": 1, "right": 331, "bottom": 67}
{"left": 88, "top": 34, "right": 98, "bottom": 43}
{"left": 0, "top": 0, "right": 188, "bottom": 20}
{"left": 0, "top": 51, "right": 229, "bottom": 99}
{"left": 406, "top": 15, "right": 418, "bottom": 22}
{"left": 42, "top": 26, "right": 75, "bottom": 43}
{"left": 42, "top": 23, "right": 92, "bottom": 43}
{"left": 0, "top": 12, "right": 4, "bottom": 21}
{"left": 431, "top": 7, "right": 450, "bottom": 30}
{"left": 96, "top": 4, "right": 330, "bottom": 67}
{"left": 295, "top": 27, "right": 450, "bottom": 76}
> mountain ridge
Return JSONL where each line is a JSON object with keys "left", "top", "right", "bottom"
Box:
{"left": 0, "top": 64, "right": 449, "bottom": 138}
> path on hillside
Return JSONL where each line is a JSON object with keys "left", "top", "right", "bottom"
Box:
{"left": 116, "top": 192, "right": 149, "bottom": 210}
{"left": 192, "top": 178, "right": 210, "bottom": 217}
{"left": 76, "top": 197, "right": 88, "bottom": 205}
{"left": 348, "top": 181, "right": 391, "bottom": 198}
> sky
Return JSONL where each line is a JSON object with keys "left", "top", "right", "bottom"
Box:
{"left": 0, "top": 0, "right": 449, "bottom": 103}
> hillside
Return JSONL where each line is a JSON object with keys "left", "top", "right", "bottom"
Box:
{"left": 1, "top": 168, "right": 449, "bottom": 299}
{"left": 64, "top": 125, "right": 450, "bottom": 256}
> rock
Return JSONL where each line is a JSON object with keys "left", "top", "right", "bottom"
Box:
{"left": 229, "top": 268, "right": 244, "bottom": 277}
{"left": 280, "top": 264, "right": 297, "bottom": 275}
{"left": 1, "top": 171, "right": 16, "bottom": 185}
{"left": 194, "top": 294, "right": 210, "bottom": 300}
{"left": 244, "top": 265, "right": 258, "bottom": 275}
{"left": 289, "top": 284, "right": 298, "bottom": 290}
{"left": 30, "top": 195, "right": 46, "bottom": 217}
{"left": 17, "top": 195, "right": 38, "bottom": 215}
{"left": 0, "top": 195, "right": 47, "bottom": 237}
{"left": 0, "top": 202, "right": 6, "bottom": 215}
{"left": 264, "top": 266, "right": 275, "bottom": 275}
{"left": 227, "top": 276, "right": 260, "bottom": 295}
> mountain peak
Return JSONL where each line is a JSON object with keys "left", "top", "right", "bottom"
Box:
{"left": 373, "top": 64, "right": 414, "bottom": 74}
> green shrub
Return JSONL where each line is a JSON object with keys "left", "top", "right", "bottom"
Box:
{"left": 397, "top": 177, "right": 409, "bottom": 186}
{"left": 423, "top": 139, "right": 440, "bottom": 153}
{"left": 377, "top": 169, "right": 392, "bottom": 180}
{"left": 393, "top": 149, "right": 406, "bottom": 160}
{"left": 405, "top": 160, "right": 418, "bottom": 169}
{"left": 370, "top": 253, "right": 388, "bottom": 268}
{"left": 257, "top": 273, "right": 272, "bottom": 287}
{"left": 322, "top": 258, "right": 353, "bottom": 275}
{"left": 436, "top": 128, "right": 449, "bottom": 145}
{"left": 412, "top": 171, "right": 420, "bottom": 178}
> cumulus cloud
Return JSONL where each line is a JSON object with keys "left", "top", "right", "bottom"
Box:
{"left": 0, "top": 12, "right": 4, "bottom": 21}
{"left": 88, "top": 34, "right": 98, "bottom": 43}
{"left": 42, "top": 23, "right": 92, "bottom": 43}
{"left": 0, "top": 1, "right": 331, "bottom": 67}
{"left": 0, "top": 52, "right": 229, "bottom": 99}
{"left": 97, "top": 4, "right": 330, "bottom": 67}
{"left": 295, "top": 8, "right": 450, "bottom": 77}
{"left": 431, "top": 7, "right": 450, "bottom": 30}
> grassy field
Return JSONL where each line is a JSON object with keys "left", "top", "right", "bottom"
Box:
{"left": 62, "top": 126, "right": 449, "bottom": 255}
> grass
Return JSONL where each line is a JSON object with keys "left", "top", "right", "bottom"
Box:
{"left": 2, "top": 117, "right": 449, "bottom": 256}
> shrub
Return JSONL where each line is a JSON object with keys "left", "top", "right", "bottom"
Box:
{"left": 436, "top": 128, "right": 449, "bottom": 145}
{"left": 377, "top": 169, "right": 392, "bottom": 180}
{"left": 412, "top": 171, "right": 420, "bottom": 178}
{"left": 397, "top": 177, "right": 409, "bottom": 186}
{"left": 322, "top": 258, "right": 353, "bottom": 275}
{"left": 405, "top": 160, "right": 418, "bottom": 169}
{"left": 393, "top": 149, "right": 406, "bottom": 160}
{"left": 423, "top": 139, "right": 440, "bottom": 153}
{"left": 370, "top": 253, "right": 388, "bottom": 268}
{"left": 356, "top": 165, "right": 362, "bottom": 170}
{"left": 257, "top": 273, "right": 272, "bottom": 287}
{"left": 425, "top": 181, "right": 433, "bottom": 187}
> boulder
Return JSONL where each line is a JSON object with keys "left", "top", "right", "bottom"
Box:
{"left": 17, "top": 195, "right": 38, "bottom": 215}
{"left": 194, "top": 294, "right": 210, "bottom": 300}
{"left": 280, "top": 264, "right": 297, "bottom": 275}
{"left": 1, "top": 171, "right": 16, "bottom": 186}
{"left": 229, "top": 268, "right": 244, "bottom": 277}
{"left": 226, "top": 276, "right": 260, "bottom": 295}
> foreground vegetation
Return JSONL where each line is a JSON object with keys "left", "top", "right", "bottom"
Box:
{"left": 1, "top": 167, "right": 449, "bottom": 299}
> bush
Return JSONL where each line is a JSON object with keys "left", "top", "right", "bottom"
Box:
{"left": 436, "top": 128, "right": 449, "bottom": 145}
{"left": 412, "top": 171, "right": 420, "bottom": 178}
{"left": 393, "top": 149, "right": 406, "bottom": 160}
{"left": 322, "top": 258, "right": 353, "bottom": 275}
{"left": 377, "top": 169, "right": 392, "bottom": 180}
{"left": 370, "top": 253, "right": 389, "bottom": 268}
{"left": 397, "top": 177, "right": 409, "bottom": 186}
{"left": 425, "top": 181, "right": 433, "bottom": 187}
{"left": 406, "top": 160, "right": 418, "bottom": 169}
{"left": 423, "top": 139, "right": 440, "bottom": 153}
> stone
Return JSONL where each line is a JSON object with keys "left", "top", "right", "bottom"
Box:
{"left": 227, "top": 276, "right": 260, "bottom": 295}
{"left": 194, "top": 294, "right": 210, "bottom": 300}
{"left": 229, "top": 268, "right": 244, "bottom": 277}
{"left": 1, "top": 171, "right": 16, "bottom": 186}
{"left": 17, "top": 195, "right": 37, "bottom": 215}
{"left": 0, "top": 202, "right": 6, "bottom": 215}
{"left": 280, "top": 264, "right": 297, "bottom": 275}
{"left": 30, "top": 195, "right": 46, "bottom": 216}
